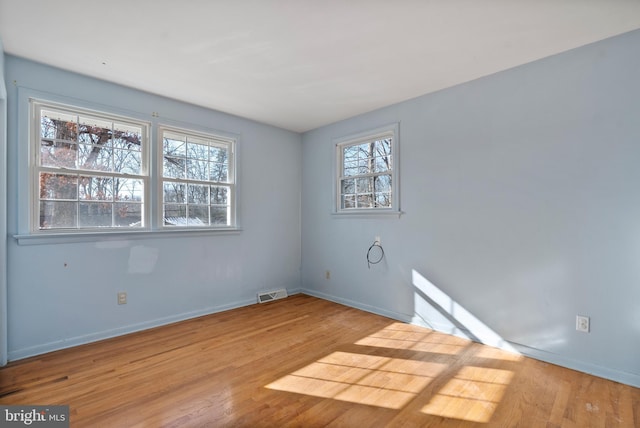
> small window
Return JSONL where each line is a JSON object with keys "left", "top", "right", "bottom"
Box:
{"left": 335, "top": 123, "right": 399, "bottom": 214}
{"left": 160, "top": 127, "right": 235, "bottom": 228}
{"left": 32, "top": 101, "right": 149, "bottom": 231}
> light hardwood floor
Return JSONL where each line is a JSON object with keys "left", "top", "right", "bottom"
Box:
{"left": 1, "top": 294, "right": 638, "bottom": 427}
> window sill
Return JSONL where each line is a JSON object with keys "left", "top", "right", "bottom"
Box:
{"left": 14, "top": 227, "right": 242, "bottom": 246}
{"left": 331, "top": 210, "right": 403, "bottom": 219}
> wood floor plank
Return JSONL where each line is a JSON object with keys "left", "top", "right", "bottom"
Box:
{"left": 1, "top": 294, "right": 638, "bottom": 427}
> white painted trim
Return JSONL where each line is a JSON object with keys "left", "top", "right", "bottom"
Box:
{"left": 301, "top": 288, "right": 413, "bottom": 324}
{"left": 8, "top": 296, "right": 256, "bottom": 361}
{"left": 157, "top": 124, "right": 238, "bottom": 230}
{"left": 29, "top": 99, "right": 152, "bottom": 233}
{"left": 15, "top": 87, "right": 243, "bottom": 238}
{"left": 332, "top": 122, "right": 401, "bottom": 215}
{"left": 14, "top": 227, "right": 242, "bottom": 246}
{"left": 9, "top": 288, "right": 304, "bottom": 361}
{"left": 508, "top": 341, "right": 640, "bottom": 389}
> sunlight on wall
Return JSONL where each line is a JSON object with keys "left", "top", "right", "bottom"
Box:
{"left": 412, "top": 269, "right": 520, "bottom": 354}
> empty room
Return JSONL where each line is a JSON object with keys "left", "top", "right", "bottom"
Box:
{"left": 1, "top": 1, "right": 639, "bottom": 426}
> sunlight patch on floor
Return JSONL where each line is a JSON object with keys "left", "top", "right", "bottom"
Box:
{"left": 473, "top": 346, "right": 523, "bottom": 362}
{"left": 421, "top": 366, "right": 514, "bottom": 423}
{"left": 355, "top": 322, "right": 470, "bottom": 355}
{"left": 266, "top": 351, "right": 447, "bottom": 409}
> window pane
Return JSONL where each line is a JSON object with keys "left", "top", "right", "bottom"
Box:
{"left": 41, "top": 111, "right": 77, "bottom": 142}
{"left": 210, "top": 206, "right": 228, "bottom": 225}
{"left": 374, "top": 175, "right": 392, "bottom": 192}
{"left": 79, "top": 202, "right": 112, "bottom": 227}
{"left": 77, "top": 132, "right": 92, "bottom": 146}
{"left": 164, "top": 182, "right": 185, "bottom": 203}
{"left": 342, "top": 194, "right": 356, "bottom": 209}
{"left": 115, "top": 202, "right": 142, "bottom": 227}
{"left": 374, "top": 153, "right": 391, "bottom": 173}
{"left": 188, "top": 184, "right": 209, "bottom": 204}
{"left": 210, "top": 186, "right": 228, "bottom": 205}
{"left": 357, "top": 194, "right": 374, "bottom": 208}
{"left": 163, "top": 134, "right": 186, "bottom": 156}
{"left": 188, "top": 205, "right": 209, "bottom": 225}
{"left": 78, "top": 144, "right": 112, "bottom": 171}
{"left": 354, "top": 148, "right": 374, "bottom": 174}
{"left": 341, "top": 178, "right": 355, "bottom": 194}
{"left": 343, "top": 160, "right": 358, "bottom": 177}
{"left": 358, "top": 163, "right": 373, "bottom": 175}
{"left": 164, "top": 205, "right": 187, "bottom": 225}
{"left": 343, "top": 145, "right": 358, "bottom": 161}
{"left": 186, "top": 140, "right": 209, "bottom": 160}
{"left": 209, "top": 162, "right": 228, "bottom": 182}
{"left": 113, "top": 148, "right": 141, "bottom": 175}
{"left": 209, "top": 146, "right": 227, "bottom": 161}
{"left": 115, "top": 178, "right": 144, "bottom": 202}
{"left": 79, "top": 176, "right": 113, "bottom": 200}
{"left": 78, "top": 115, "right": 111, "bottom": 133}
{"left": 163, "top": 156, "right": 186, "bottom": 179}
{"left": 186, "top": 159, "right": 208, "bottom": 180}
{"left": 40, "top": 140, "right": 78, "bottom": 168}
{"left": 40, "top": 173, "right": 78, "bottom": 200}
{"left": 78, "top": 127, "right": 112, "bottom": 160}
{"left": 375, "top": 193, "right": 392, "bottom": 207}
{"left": 40, "top": 201, "right": 77, "bottom": 229}
{"left": 356, "top": 177, "right": 373, "bottom": 193}
{"left": 112, "top": 123, "right": 142, "bottom": 152}
{"left": 357, "top": 142, "right": 374, "bottom": 158}
{"left": 375, "top": 138, "right": 392, "bottom": 156}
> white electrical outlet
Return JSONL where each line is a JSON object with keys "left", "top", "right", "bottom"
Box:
{"left": 325, "top": 270, "right": 331, "bottom": 280}
{"left": 118, "top": 292, "right": 127, "bottom": 305}
{"left": 576, "top": 315, "right": 589, "bottom": 332}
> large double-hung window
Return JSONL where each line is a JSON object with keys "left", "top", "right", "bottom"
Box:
{"left": 160, "top": 127, "right": 234, "bottom": 227}
{"left": 29, "top": 99, "right": 237, "bottom": 235}
{"left": 33, "top": 101, "right": 148, "bottom": 231}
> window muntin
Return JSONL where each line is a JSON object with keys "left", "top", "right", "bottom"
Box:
{"left": 33, "top": 102, "right": 148, "bottom": 231}
{"left": 160, "top": 127, "right": 235, "bottom": 228}
{"left": 336, "top": 125, "right": 397, "bottom": 213}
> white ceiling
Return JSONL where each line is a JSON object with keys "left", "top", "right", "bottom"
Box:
{"left": 1, "top": 1, "right": 640, "bottom": 132}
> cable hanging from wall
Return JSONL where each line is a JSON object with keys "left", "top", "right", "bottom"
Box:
{"left": 366, "top": 239, "right": 385, "bottom": 269}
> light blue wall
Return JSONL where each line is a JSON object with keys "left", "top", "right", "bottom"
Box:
{"left": 5, "top": 29, "right": 640, "bottom": 388}
{"left": 5, "top": 56, "right": 302, "bottom": 359}
{"left": 301, "top": 29, "right": 640, "bottom": 387}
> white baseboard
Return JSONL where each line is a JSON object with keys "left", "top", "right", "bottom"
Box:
{"left": 8, "top": 296, "right": 257, "bottom": 361}
{"left": 300, "top": 288, "right": 640, "bottom": 388}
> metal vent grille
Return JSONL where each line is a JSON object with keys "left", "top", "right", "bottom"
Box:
{"left": 257, "top": 289, "right": 288, "bottom": 304}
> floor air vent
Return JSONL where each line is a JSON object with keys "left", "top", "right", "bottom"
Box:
{"left": 257, "top": 289, "right": 288, "bottom": 304}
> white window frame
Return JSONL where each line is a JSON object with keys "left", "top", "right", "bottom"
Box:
{"left": 18, "top": 95, "right": 241, "bottom": 244}
{"left": 334, "top": 123, "right": 400, "bottom": 216}
{"left": 30, "top": 99, "right": 150, "bottom": 233}
{"left": 158, "top": 125, "right": 236, "bottom": 230}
